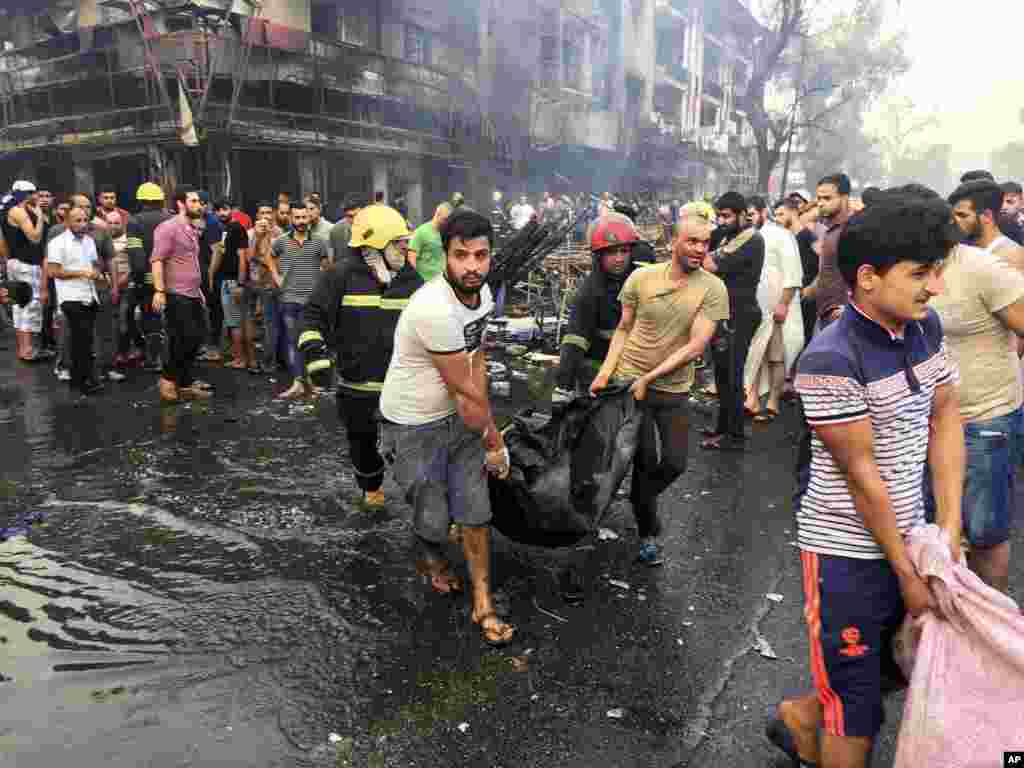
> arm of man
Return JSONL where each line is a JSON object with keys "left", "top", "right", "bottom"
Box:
{"left": 714, "top": 236, "right": 765, "bottom": 277}
{"left": 815, "top": 418, "right": 937, "bottom": 617}
{"left": 927, "top": 381, "right": 964, "bottom": 562}
{"left": 299, "top": 263, "right": 345, "bottom": 385}
{"left": 430, "top": 350, "right": 500, "bottom": 447}
{"left": 590, "top": 303, "right": 635, "bottom": 395}
{"left": 555, "top": 290, "right": 597, "bottom": 394}
{"left": 774, "top": 234, "right": 804, "bottom": 323}
{"left": 630, "top": 314, "right": 717, "bottom": 400}
{"left": 209, "top": 241, "right": 223, "bottom": 291}
{"left": 10, "top": 205, "right": 44, "bottom": 244}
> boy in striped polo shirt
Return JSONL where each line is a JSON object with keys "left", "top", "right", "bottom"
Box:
{"left": 768, "top": 198, "right": 965, "bottom": 768}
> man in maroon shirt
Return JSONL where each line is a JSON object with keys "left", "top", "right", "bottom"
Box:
{"left": 802, "top": 173, "right": 852, "bottom": 331}
{"left": 151, "top": 187, "right": 210, "bottom": 403}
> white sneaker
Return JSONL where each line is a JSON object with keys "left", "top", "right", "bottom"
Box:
{"left": 56, "top": 368, "right": 71, "bottom": 382}
{"left": 107, "top": 370, "right": 126, "bottom": 382}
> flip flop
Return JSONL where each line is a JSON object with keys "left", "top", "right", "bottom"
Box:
{"left": 765, "top": 713, "right": 819, "bottom": 768}
{"left": 474, "top": 611, "right": 515, "bottom": 648}
{"left": 753, "top": 409, "right": 778, "bottom": 424}
{"left": 699, "top": 427, "right": 722, "bottom": 438}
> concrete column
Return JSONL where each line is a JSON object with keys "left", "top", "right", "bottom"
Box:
{"left": 73, "top": 160, "right": 96, "bottom": 199}
{"left": 297, "top": 152, "right": 318, "bottom": 199}
{"left": 406, "top": 161, "right": 424, "bottom": 226}
{"left": 372, "top": 157, "right": 389, "bottom": 204}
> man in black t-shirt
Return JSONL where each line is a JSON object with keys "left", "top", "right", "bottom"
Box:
{"left": 213, "top": 200, "right": 249, "bottom": 367}
{"left": 775, "top": 197, "right": 818, "bottom": 346}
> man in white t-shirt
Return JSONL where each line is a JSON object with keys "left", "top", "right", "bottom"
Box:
{"left": 509, "top": 196, "right": 535, "bottom": 231}
{"left": 379, "top": 209, "right": 514, "bottom": 647}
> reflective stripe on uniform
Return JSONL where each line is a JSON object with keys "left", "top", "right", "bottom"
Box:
{"left": 597, "top": 328, "right": 615, "bottom": 340}
{"left": 126, "top": 237, "right": 144, "bottom": 248}
{"left": 342, "top": 294, "right": 381, "bottom": 307}
{"left": 562, "top": 333, "right": 590, "bottom": 352}
{"left": 297, "top": 330, "right": 323, "bottom": 348}
{"left": 307, "top": 358, "right": 332, "bottom": 374}
{"left": 339, "top": 379, "right": 383, "bottom": 392}
{"left": 380, "top": 298, "right": 410, "bottom": 310}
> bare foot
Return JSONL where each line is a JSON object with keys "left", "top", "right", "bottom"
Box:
{"left": 472, "top": 607, "right": 514, "bottom": 646}
{"left": 276, "top": 382, "right": 305, "bottom": 400}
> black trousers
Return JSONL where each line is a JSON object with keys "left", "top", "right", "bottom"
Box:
{"left": 338, "top": 392, "right": 385, "bottom": 493}
{"left": 61, "top": 300, "right": 97, "bottom": 393}
{"left": 631, "top": 390, "right": 690, "bottom": 539}
{"left": 712, "top": 312, "right": 760, "bottom": 439}
{"left": 205, "top": 277, "right": 224, "bottom": 347}
{"left": 163, "top": 293, "right": 205, "bottom": 387}
{"left": 42, "top": 277, "right": 57, "bottom": 348}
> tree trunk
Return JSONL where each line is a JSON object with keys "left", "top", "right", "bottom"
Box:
{"left": 757, "top": 146, "right": 780, "bottom": 194}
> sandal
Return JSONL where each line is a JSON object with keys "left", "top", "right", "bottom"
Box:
{"left": 700, "top": 435, "right": 725, "bottom": 450}
{"left": 753, "top": 409, "right": 778, "bottom": 424}
{"left": 225, "top": 360, "right": 246, "bottom": 370}
{"left": 473, "top": 610, "right": 515, "bottom": 647}
{"left": 766, "top": 711, "right": 819, "bottom": 767}
{"left": 415, "top": 559, "right": 464, "bottom": 595}
{"left": 699, "top": 427, "right": 723, "bottom": 438}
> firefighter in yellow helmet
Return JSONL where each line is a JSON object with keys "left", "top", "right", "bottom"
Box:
{"left": 124, "top": 182, "right": 172, "bottom": 369}
{"left": 299, "top": 205, "right": 421, "bottom": 509}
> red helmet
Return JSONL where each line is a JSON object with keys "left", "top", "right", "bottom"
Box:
{"left": 589, "top": 212, "right": 639, "bottom": 253}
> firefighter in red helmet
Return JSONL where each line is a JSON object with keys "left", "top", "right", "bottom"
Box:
{"left": 552, "top": 212, "right": 642, "bottom": 402}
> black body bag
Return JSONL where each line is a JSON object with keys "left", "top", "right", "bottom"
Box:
{"left": 488, "top": 385, "right": 641, "bottom": 548}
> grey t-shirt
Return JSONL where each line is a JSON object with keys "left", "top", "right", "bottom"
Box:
{"left": 380, "top": 277, "right": 493, "bottom": 426}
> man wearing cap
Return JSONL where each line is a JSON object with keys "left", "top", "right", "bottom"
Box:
{"left": 2, "top": 181, "right": 48, "bottom": 362}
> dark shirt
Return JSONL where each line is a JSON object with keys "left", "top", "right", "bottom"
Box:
{"left": 3, "top": 207, "right": 45, "bottom": 266}
{"left": 1000, "top": 212, "right": 1024, "bottom": 246}
{"left": 713, "top": 227, "right": 765, "bottom": 320}
{"left": 796, "top": 228, "right": 818, "bottom": 288}
{"left": 815, "top": 209, "right": 852, "bottom": 320}
{"left": 218, "top": 220, "right": 246, "bottom": 281}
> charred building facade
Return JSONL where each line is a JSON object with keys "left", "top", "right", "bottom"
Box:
{"left": 0, "top": 0, "right": 761, "bottom": 215}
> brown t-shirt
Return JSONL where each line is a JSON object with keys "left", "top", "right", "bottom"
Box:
{"left": 930, "top": 245, "right": 1024, "bottom": 422}
{"left": 614, "top": 263, "right": 729, "bottom": 393}
{"left": 816, "top": 209, "right": 851, "bottom": 320}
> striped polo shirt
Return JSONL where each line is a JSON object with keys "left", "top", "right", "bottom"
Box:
{"left": 794, "top": 302, "right": 958, "bottom": 559}
{"left": 272, "top": 230, "right": 328, "bottom": 304}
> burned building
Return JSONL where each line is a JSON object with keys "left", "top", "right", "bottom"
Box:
{"left": 0, "top": 0, "right": 761, "bottom": 218}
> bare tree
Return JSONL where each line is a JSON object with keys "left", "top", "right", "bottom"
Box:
{"left": 737, "top": 0, "right": 909, "bottom": 192}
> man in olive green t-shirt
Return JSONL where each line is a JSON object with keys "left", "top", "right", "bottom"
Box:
{"left": 591, "top": 215, "right": 729, "bottom": 565}
{"left": 409, "top": 203, "right": 451, "bottom": 282}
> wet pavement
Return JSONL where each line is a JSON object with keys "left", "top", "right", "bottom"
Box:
{"left": 2, "top": 346, "right": 1022, "bottom": 768}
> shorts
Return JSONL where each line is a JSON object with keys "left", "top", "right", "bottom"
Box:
{"left": 924, "top": 407, "right": 1020, "bottom": 547}
{"left": 379, "top": 414, "right": 490, "bottom": 543}
{"left": 8, "top": 259, "right": 43, "bottom": 333}
{"left": 802, "top": 551, "right": 907, "bottom": 740}
{"left": 220, "top": 279, "right": 241, "bottom": 329}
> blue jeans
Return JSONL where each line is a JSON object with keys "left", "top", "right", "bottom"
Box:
{"left": 280, "top": 302, "right": 305, "bottom": 382}
{"left": 925, "top": 407, "right": 1021, "bottom": 547}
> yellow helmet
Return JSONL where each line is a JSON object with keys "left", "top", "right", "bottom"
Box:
{"left": 348, "top": 205, "right": 410, "bottom": 250}
{"left": 136, "top": 182, "right": 165, "bottom": 202}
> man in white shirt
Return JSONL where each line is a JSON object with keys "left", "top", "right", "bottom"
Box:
{"left": 745, "top": 196, "right": 803, "bottom": 419}
{"left": 379, "top": 210, "right": 514, "bottom": 648}
{"left": 47, "top": 207, "right": 105, "bottom": 397}
{"left": 509, "top": 195, "right": 535, "bottom": 231}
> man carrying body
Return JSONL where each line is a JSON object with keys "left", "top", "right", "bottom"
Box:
{"left": 378, "top": 210, "right": 514, "bottom": 647}
{"left": 301, "top": 205, "right": 423, "bottom": 509}
{"left": 948, "top": 180, "right": 1024, "bottom": 270}
{"left": 552, "top": 212, "right": 639, "bottom": 401}
{"left": 590, "top": 215, "right": 728, "bottom": 564}
{"left": 802, "top": 173, "right": 853, "bottom": 331}
{"left": 408, "top": 203, "right": 451, "bottom": 282}
{"left": 700, "top": 192, "right": 764, "bottom": 450}
{"left": 744, "top": 196, "right": 803, "bottom": 421}
{"left": 152, "top": 188, "right": 211, "bottom": 403}
{"left": 769, "top": 196, "right": 964, "bottom": 768}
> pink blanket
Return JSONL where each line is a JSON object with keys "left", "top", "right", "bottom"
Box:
{"left": 894, "top": 525, "right": 1024, "bottom": 768}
